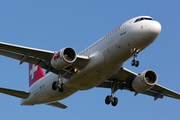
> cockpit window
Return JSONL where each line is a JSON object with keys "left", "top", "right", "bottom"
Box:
{"left": 134, "top": 19, "right": 139, "bottom": 23}
{"left": 139, "top": 18, "right": 144, "bottom": 21}
{"left": 134, "top": 17, "right": 153, "bottom": 23}
{"left": 144, "top": 18, "right": 153, "bottom": 20}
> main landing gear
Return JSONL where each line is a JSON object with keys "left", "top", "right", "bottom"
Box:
{"left": 52, "top": 75, "right": 65, "bottom": 92}
{"left": 105, "top": 80, "right": 118, "bottom": 106}
{"left": 131, "top": 48, "right": 140, "bottom": 67}
{"left": 52, "top": 68, "right": 72, "bottom": 92}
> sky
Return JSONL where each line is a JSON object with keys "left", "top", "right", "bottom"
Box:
{"left": 0, "top": 0, "right": 180, "bottom": 120}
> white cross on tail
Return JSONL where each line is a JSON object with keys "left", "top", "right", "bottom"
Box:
{"left": 30, "top": 64, "right": 38, "bottom": 80}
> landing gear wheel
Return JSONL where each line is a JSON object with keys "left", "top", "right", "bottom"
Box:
{"left": 52, "top": 81, "right": 58, "bottom": 90}
{"left": 105, "top": 95, "right": 111, "bottom": 105}
{"left": 131, "top": 60, "right": 135, "bottom": 66}
{"left": 112, "top": 97, "right": 118, "bottom": 106}
{"left": 59, "top": 83, "right": 65, "bottom": 92}
{"left": 105, "top": 80, "right": 119, "bottom": 107}
{"left": 135, "top": 61, "right": 139, "bottom": 67}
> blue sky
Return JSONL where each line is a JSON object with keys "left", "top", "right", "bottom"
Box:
{"left": 0, "top": 1, "right": 180, "bottom": 120}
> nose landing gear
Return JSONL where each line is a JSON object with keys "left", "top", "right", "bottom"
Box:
{"left": 131, "top": 48, "right": 140, "bottom": 67}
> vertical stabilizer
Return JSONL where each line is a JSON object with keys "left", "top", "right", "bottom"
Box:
{"left": 29, "top": 64, "right": 45, "bottom": 87}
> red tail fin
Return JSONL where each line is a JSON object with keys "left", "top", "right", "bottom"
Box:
{"left": 29, "top": 64, "right": 45, "bottom": 87}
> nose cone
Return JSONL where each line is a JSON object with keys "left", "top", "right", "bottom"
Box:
{"left": 149, "top": 21, "right": 161, "bottom": 37}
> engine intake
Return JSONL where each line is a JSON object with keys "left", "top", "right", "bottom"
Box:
{"left": 132, "top": 70, "right": 158, "bottom": 92}
{"left": 51, "top": 47, "right": 76, "bottom": 70}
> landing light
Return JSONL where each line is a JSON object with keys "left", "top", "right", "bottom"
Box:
{"left": 74, "top": 68, "right": 78, "bottom": 73}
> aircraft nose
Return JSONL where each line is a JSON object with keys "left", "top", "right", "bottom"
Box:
{"left": 149, "top": 21, "right": 161, "bottom": 36}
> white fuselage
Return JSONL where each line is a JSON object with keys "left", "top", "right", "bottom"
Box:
{"left": 21, "top": 16, "right": 161, "bottom": 105}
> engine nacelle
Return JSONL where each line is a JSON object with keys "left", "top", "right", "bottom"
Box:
{"left": 51, "top": 47, "right": 76, "bottom": 70}
{"left": 132, "top": 70, "right": 158, "bottom": 92}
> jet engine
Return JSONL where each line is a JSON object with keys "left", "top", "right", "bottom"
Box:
{"left": 51, "top": 47, "right": 77, "bottom": 70}
{"left": 132, "top": 70, "right": 158, "bottom": 92}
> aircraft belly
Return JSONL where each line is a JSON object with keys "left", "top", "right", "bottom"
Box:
{"left": 68, "top": 66, "right": 121, "bottom": 90}
{"left": 23, "top": 83, "right": 78, "bottom": 105}
{"left": 37, "top": 87, "right": 78, "bottom": 104}
{"left": 66, "top": 56, "right": 122, "bottom": 90}
{"left": 36, "top": 77, "right": 79, "bottom": 104}
{"left": 63, "top": 50, "right": 119, "bottom": 90}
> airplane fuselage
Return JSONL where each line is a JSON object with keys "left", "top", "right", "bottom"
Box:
{"left": 21, "top": 16, "right": 161, "bottom": 105}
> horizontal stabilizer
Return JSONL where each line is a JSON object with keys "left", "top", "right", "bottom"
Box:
{"left": 0, "top": 87, "right": 30, "bottom": 98}
{"left": 47, "top": 101, "right": 67, "bottom": 109}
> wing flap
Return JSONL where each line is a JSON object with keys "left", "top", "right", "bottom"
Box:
{"left": 0, "top": 87, "right": 30, "bottom": 98}
{"left": 139, "top": 90, "right": 164, "bottom": 99}
{"left": 0, "top": 49, "right": 45, "bottom": 66}
{"left": 0, "top": 49, "right": 22, "bottom": 61}
{"left": 151, "top": 84, "right": 180, "bottom": 99}
{"left": 0, "top": 42, "right": 54, "bottom": 60}
{"left": 47, "top": 101, "right": 67, "bottom": 109}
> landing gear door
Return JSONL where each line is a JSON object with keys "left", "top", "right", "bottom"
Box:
{"left": 120, "top": 23, "right": 126, "bottom": 36}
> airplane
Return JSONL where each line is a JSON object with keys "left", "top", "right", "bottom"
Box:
{"left": 0, "top": 16, "right": 180, "bottom": 109}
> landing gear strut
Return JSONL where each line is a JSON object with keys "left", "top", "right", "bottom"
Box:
{"left": 52, "top": 68, "right": 72, "bottom": 92}
{"left": 52, "top": 75, "right": 65, "bottom": 92}
{"left": 105, "top": 80, "right": 118, "bottom": 106}
{"left": 131, "top": 48, "right": 139, "bottom": 67}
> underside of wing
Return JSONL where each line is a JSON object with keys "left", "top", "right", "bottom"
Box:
{"left": 97, "top": 67, "right": 180, "bottom": 100}
{"left": 0, "top": 87, "right": 30, "bottom": 98}
{"left": 0, "top": 42, "right": 55, "bottom": 60}
{"left": 0, "top": 42, "right": 89, "bottom": 77}
{"left": 151, "top": 84, "right": 180, "bottom": 100}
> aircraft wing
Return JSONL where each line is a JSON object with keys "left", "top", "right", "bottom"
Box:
{"left": 0, "top": 87, "right": 30, "bottom": 98}
{"left": 0, "top": 42, "right": 89, "bottom": 77}
{"left": 97, "top": 67, "right": 180, "bottom": 100}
